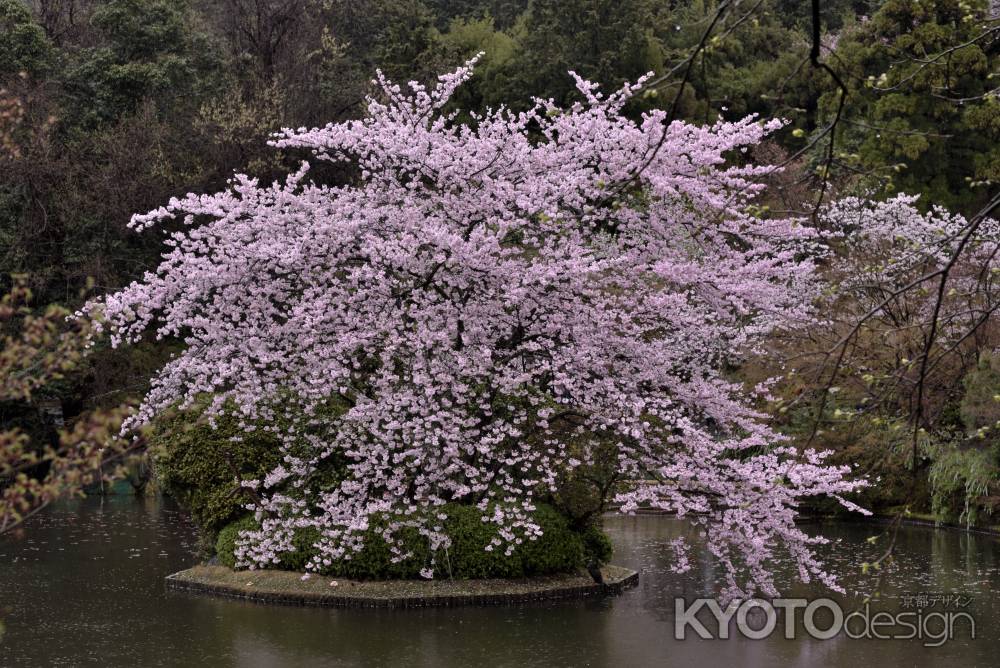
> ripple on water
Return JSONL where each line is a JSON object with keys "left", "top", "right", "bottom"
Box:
{"left": 0, "top": 500, "right": 998, "bottom": 667}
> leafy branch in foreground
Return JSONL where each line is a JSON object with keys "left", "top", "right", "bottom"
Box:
{"left": 0, "top": 277, "right": 141, "bottom": 535}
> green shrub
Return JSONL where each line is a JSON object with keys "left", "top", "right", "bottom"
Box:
{"left": 438, "top": 503, "right": 586, "bottom": 578}
{"left": 505, "top": 504, "right": 585, "bottom": 576}
{"left": 278, "top": 526, "right": 323, "bottom": 572}
{"left": 215, "top": 502, "right": 605, "bottom": 579}
{"left": 215, "top": 515, "right": 258, "bottom": 569}
{"left": 334, "top": 520, "right": 433, "bottom": 580}
{"left": 441, "top": 504, "right": 524, "bottom": 578}
{"left": 151, "top": 396, "right": 348, "bottom": 544}
{"left": 150, "top": 400, "right": 283, "bottom": 539}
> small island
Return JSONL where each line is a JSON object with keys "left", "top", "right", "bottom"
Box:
{"left": 166, "top": 564, "right": 638, "bottom": 608}
{"left": 153, "top": 397, "right": 633, "bottom": 607}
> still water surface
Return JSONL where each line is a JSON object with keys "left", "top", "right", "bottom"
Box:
{"left": 1, "top": 496, "right": 998, "bottom": 667}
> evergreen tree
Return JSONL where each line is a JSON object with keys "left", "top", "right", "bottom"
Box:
{"left": 827, "top": 0, "right": 1000, "bottom": 212}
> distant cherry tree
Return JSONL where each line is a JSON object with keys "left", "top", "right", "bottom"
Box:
{"left": 94, "top": 61, "right": 866, "bottom": 599}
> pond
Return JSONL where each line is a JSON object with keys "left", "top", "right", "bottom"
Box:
{"left": 1, "top": 496, "right": 998, "bottom": 666}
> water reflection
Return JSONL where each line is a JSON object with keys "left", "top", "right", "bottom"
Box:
{"left": 0, "top": 498, "right": 997, "bottom": 666}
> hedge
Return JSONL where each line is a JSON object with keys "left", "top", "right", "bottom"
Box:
{"left": 216, "top": 502, "right": 612, "bottom": 579}
{"left": 150, "top": 397, "right": 347, "bottom": 542}
{"left": 150, "top": 402, "right": 283, "bottom": 538}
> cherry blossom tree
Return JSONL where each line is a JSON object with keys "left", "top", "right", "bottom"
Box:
{"left": 92, "top": 60, "right": 867, "bottom": 599}
{"left": 790, "top": 194, "right": 1000, "bottom": 474}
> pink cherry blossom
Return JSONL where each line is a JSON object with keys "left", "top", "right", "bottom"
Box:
{"left": 90, "top": 60, "right": 867, "bottom": 598}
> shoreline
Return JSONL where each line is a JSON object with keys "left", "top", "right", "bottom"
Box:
{"left": 165, "top": 564, "right": 639, "bottom": 608}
